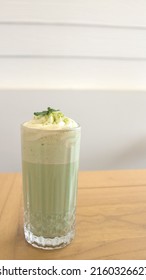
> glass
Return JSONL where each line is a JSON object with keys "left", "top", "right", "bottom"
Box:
{"left": 21, "top": 124, "right": 81, "bottom": 249}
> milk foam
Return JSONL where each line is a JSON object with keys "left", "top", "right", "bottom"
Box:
{"left": 21, "top": 108, "right": 80, "bottom": 164}
{"left": 21, "top": 126, "right": 81, "bottom": 164}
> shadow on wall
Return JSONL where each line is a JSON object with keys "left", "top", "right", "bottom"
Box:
{"left": 105, "top": 136, "right": 146, "bottom": 170}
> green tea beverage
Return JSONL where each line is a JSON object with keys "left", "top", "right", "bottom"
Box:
{"left": 21, "top": 107, "right": 81, "bottom": 249}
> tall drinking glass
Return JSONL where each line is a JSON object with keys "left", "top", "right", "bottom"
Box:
{"left": 21, "top": 124, "right": 81, "bottom": 249}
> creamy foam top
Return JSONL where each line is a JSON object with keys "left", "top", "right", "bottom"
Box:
{"left": 23, "top": 107, "right": 78, "bottom": 130}
{"left": 22, "top": 107, "right": 80, "bottom": 164}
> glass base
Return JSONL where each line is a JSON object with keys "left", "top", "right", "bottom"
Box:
{"left": 24, "top": 226, "right": 75, "bottom": 250}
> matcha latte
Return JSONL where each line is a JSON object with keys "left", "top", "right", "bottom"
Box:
{"left": 21, "top": 107, "right": 81, "bottom": 249}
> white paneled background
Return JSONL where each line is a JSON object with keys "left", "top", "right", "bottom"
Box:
{"left": 0, "top": 0, "right": 146, "bottom": 171}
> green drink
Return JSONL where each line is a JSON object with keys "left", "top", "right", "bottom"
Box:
{"left": 21, "top": 107, "right": 81, "bottom": 249}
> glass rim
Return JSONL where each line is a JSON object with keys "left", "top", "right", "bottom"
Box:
{"left": 21, "top": 122, "right": 81, "bottom": 132}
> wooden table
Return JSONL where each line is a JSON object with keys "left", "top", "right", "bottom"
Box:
{"left": 0, "top": 170, "right": 146, "bottom": 260}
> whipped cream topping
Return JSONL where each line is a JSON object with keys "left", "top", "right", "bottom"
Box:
{"left": 23, "top": 107, "right": 78, "bottom": 129}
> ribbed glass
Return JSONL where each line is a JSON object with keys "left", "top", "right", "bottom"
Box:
{"left": 21, "top": 124, "right": 81, "bottom": 249}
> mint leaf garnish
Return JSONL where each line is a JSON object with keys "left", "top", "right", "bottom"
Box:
{"left": 34, "top": 107, "right": 60, "bottom": 117}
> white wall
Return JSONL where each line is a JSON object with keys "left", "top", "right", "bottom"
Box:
{"left": 0, "top": 0, "right": 146, "bottom": 171}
